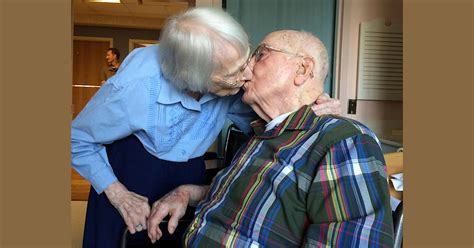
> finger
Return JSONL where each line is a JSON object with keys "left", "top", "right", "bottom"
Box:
{"left": 129, "top": 191, "right": 148, "bottom": 203}
{"left": 315, "top": 105, "right": 327, "bottom": 112}
{"left": 167, "top": 210, "right": 184, "bottom": 235}
{"left": 143, "top": 203, "right": 151, "bottom": 218}
{"left": 148, "top": 220, "right": 162, "bottom": 243}
{"left": 128, "top": 210, "right": 145, "bottom": 234}
{"left": 137, "top": 211, "right": 148, "bottom": 232}
{"left": 147, "top": 209, "right": 166, "bottom": 242}
{"left": 316, "top": 108, "right": 331, "bottom": 116}
{"left": 147, "top": 209, "right": 163, "bottom": 231}
{"left": 147, "top": 222, "right": 159, "bottom": 243}
{"left": 135, "top": 223, "right": 145, "bottom": 233}
{"left": 139, "top": 199, "right": 151, "bottom": 220}
{"left": 130, "top": 218, "right": 141, "bottom": 234}
{"left": 316, "top": 93, "right": 330, "bottom": 103}
{"left": 147, "top": 208, "right": 156, "bottom": 232}
{"left": 315, "top": 110, "right": 326, "bottom": 116}
{"left": 130, "top": 200, "right": 151, "bottom": 231}
{"left": 311, "top": 104, "right": 327, "bottom": 115}
{"left": 135, "top": 194, "right": 149, "bottom": 202}
{"left": 134, "top": 201, "right": 150, "bottom": 223}
{"left": 123, "top": 215, "right": 136, "bottom": 234}
{"left": 311, "top": 104, "right": 323, "bottom": 111}
{"left": 147, "top": 205, "right": 160, "bottom": 237}
{"left": 147, "top": 215, "right": 156, "bottom": 242}
{"left": 156, "top": 225, "right": 163, "bottom": 241}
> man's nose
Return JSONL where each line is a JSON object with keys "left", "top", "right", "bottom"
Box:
{"left": 242, "top": 59, "right": 255, "bottom": 81}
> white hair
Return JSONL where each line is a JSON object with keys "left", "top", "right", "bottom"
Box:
{"left": 292, "top": 31, "right": 328, "bottom": 83}
{"left": 307, "top": 33, "right": 329, "bottom": 84}
{"left": 158, "top": 7, "right": 249, "bottom": 93}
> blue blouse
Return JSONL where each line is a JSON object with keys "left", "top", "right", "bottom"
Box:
{"left": 71, "top": 45, "right": 255, "bottom": 194}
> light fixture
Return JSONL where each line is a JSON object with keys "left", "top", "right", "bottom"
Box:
{"left": 84, "top": 0, "right": 121, "bottom": 3}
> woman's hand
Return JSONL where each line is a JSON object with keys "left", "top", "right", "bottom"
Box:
{"left": 104, "top": 181, "right": 151, "bottom": 234}
{"left": 311, "top": 93, "right": 342, "bottom": 116}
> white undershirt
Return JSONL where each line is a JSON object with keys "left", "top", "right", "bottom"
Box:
{"left": 265, "top": 112, "right": 293, "bottom": 131}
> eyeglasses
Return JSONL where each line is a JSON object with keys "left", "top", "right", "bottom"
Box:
{"left": 213, "top": 51, "right": 253, "bottom": 89}
{"left": 251, "top": 43, "right": 307, "bottom": 63}
{"left": 250, "top": 43, "right": 315, "bottom": 78}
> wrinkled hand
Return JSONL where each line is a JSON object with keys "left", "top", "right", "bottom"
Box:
{"left": 104, "top": 181, "right": 150, "bottom": 234}
{"left": 147, "top": 187, "right": 190, "bottom": 243}
{"left": 311, "top": 93, "right": 342, "bottom": 116}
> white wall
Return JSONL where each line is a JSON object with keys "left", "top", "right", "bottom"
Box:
{"left": 337, "top": 0, "right": 403, "bottom": 143}
{"left": 195, "top": 0, "right": 222, "bottom": 7}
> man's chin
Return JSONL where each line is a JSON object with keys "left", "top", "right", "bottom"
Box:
{"left": 241, "top": 93, "right": 252, "bottom": 105}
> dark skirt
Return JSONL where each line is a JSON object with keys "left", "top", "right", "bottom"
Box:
{"left": 82, "top": 134, "right": 206, "bottom": 248}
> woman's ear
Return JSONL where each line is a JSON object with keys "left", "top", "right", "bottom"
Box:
{"left": 294, "top": 57, "right": 315, "bottom": 86}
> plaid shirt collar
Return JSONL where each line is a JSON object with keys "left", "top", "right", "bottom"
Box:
{"left": 251, "top": 105, "right": 320, "bottom": 139}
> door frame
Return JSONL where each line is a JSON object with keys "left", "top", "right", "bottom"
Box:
{"left": 73, "top": 36, "right": 113, "bottom": 47}
{"left": 128, "top": 39, "right": 159, "bottom": 52}
{"left": 332, "top": 0, "right": 344, "bottom": 98}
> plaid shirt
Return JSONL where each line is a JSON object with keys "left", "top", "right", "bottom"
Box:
{"left": 184, "top": 106, "right": 394, "bottom": 247}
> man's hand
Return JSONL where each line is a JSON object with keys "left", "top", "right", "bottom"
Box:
{"left": 312, "top": 93, "right": 342, "bottom": 116}
{"left": 147, "top": 187, "right": 190, "bottom": 243}
{"left": 147, "top": 185, "right": 209, "bottom": 243}
{"left": 104, "top": 181, "right": 151, "bottom": 234}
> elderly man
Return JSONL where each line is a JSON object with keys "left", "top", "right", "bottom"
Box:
{"left": 147, "top": 30, "right": 394, "bottom": 247}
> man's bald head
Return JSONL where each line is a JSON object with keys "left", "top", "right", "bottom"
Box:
{"left": 264, "top": 30, "right": 329, "bottom": 85}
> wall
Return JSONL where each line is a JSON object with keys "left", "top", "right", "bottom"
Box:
{"left": 337, "top": 0, "right": 403, "bottom": 144}
{"left": 72, "top": 0, "right": 223, "bottom": 59}
{"left": 73, "top": 25, "right": 160, "bottom": 60}
{"left": 196, "top": 0, "right": 222, "bottom": 7}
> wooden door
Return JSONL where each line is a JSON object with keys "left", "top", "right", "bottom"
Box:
{"left": 73, "top": 39, "right": 110, "bottom": 86}
{"left": 72, "top": 38, "right": 111, "bottom": 200}
{"left": 72, "top": 39, "right": 110, "bottom": 118}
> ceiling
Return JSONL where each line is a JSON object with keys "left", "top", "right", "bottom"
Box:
{"left": 73, "top": 0, "right": 195, "bottom": 30}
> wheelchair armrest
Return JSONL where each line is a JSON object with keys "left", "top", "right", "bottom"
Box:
{"left": 203, "top": 152, "right": 223, "bottom": 160}
{"left": 393, "top": 201, "right": 403, "bottom": 248}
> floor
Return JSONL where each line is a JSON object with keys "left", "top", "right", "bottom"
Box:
{"left": 71, "top": 201, "right": 88, "bottom": 248}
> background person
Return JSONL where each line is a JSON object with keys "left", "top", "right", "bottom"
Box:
{"left": 100, "top": 47, "right": 121, "bottom": 85}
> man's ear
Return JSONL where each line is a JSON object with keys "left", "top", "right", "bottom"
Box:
{"left": 294, "top": 57, "right": 315, "bottom": 86}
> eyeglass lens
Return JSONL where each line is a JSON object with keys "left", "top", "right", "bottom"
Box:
{"left": 253, "top": 45, "right": 265, "bottom": 62}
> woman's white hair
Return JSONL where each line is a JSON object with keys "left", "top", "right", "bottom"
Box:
{"left": 158, "top": 7, "right": 249, "bottom": 93}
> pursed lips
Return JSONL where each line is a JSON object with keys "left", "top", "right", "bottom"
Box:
{"left": 242, "top": 80, "right": 252, "bottom": 91}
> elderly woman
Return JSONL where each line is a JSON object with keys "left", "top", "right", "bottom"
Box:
{"left": 71, "top": 7, "right": 340, "bottom": 248}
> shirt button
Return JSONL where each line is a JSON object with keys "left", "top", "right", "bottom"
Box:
{"left": 193, "top": 222, "right": 199, "bottom": 228}
{"left": 181, "top": 150, "right": 186, "bottom": 155}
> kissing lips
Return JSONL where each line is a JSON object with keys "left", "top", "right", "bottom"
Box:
{"left": 242, "top": 81, "right": 250, "bottom": 91}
